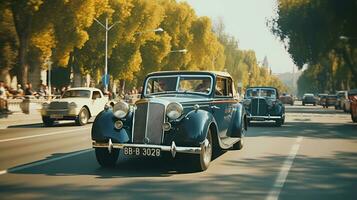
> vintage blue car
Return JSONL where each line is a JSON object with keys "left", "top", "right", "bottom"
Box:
{"left": 243, "top": 87, "right": 285, "bottom": 126}
{"left": 92, "top": 71, "right": 247, "bottom": 171}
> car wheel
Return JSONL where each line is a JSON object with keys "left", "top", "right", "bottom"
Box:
{"left": 302, "top": 102, "right": 305, "bottom": 106}
{"left": 95, "top": 148, "right": 119, "bottom": 167}
{"left": 193, "top": 129, "right": 213, "bottom": 171}
{"left": 232, "top": 124, "right": 245, "bottom": 150}
{"left": 275, "top": 119, "right": 283, "bottom": 127}
{"left": 76, "top": 107, "right": 89, "bottom": 126}
{"left": 313, "top": 103, "right": 316, "bottom": 106}
{"left": 247, "top": 119, "right": 251, "bottom": 126}
{"left": 352, "top": 114, "right": 357, "bottom": 123}
{"left": 42, "top": 116, "right": 55, "bottom": 126}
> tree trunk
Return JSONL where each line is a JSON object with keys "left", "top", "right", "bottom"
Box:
{"left": 18, "top": 33, "right": 29, "bottom": 86}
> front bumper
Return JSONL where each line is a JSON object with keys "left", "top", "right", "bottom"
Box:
{"left": 247, "top": 114, "right": 283, "bottom": 121}
{"left": 92, "top": 139, "right": 205, "bottom": 158}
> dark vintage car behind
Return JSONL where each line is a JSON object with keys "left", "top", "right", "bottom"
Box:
{"left": 91, "top": 71, "right": 247, "bottom": 171}
{"left": 348, "top": 89, "right": 357, "bottom": 123}
{"left": 302, "top": 93, "right": 317, "bottom": 106}
{"left": 243, "top": 87, "right": 285, "bottom": 126}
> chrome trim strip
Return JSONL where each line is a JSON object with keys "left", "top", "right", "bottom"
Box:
{"left": 247, "top": 115, "right": 282, "bottom": 119}
{"left": 92, "top": 141, "right": 201, "bottom": 155}
{"left": 145, "top": 102, "right": 149, "bottom": 142}
{"left": 144, "top": 75, "right": 214, "bottom": 96}
{"left": 131, "top": 108, "right": 136, "bottom": 143}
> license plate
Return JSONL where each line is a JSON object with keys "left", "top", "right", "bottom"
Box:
{"left": 50, "top": 114, "right": 63, "bottom": 119}
{"left": 123, "top": 146, "right": 161, "bottom": 157}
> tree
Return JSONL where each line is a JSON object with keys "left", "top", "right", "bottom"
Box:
{"left": 270, "top": 0, "right": 357, "bottom": 90}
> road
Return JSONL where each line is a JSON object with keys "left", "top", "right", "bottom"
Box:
{"left": 0, "top": 104, "right": 356, "bottom": 200}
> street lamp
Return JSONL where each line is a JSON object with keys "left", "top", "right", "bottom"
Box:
{"left": 94, "top": 18, "right": 119, "bottom": 93}
{"left": 94, "top": 17, "right": 164, "bottom": 93}
{"left": 45, "top": 59, "right": 53, "bottom": 98}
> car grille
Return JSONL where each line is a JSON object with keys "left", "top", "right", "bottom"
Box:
{"left": 49, "top": 102, "right": 69, "bottom": 109}
{"left": 132, "top": 102, "right": 165, "bottom": 144}
{"left": 251, "top": 98, "right": 268, "bottom": 116}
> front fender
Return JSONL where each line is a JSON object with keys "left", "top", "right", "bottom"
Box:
{"left": 229, "top": 103, "right": 246, "bottom": 138}
{"left": 173, "top": 109, "right": 216, "bottom": 146}
{"left": 91, "top": 109, "right": 131, "bottom": 143}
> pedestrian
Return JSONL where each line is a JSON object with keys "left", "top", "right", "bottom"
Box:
{"left": 24, "top": 83, "right": 37, "bottom": 97}
{"left": 0, "top": 81, "right": 9, "bottom": 113}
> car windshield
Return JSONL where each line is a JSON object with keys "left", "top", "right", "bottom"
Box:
{"left": 62, "top": 90, "right": 91, "bottom": 98}
{"left": 145, "top": 75, "right": 212, "bottom": 96}
{"left": 245, "top": 88, "right": 277, "bottom": 99}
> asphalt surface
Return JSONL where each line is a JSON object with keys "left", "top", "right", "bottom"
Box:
{"left": 0, "top": 103, "right": 356, "bottom": 200}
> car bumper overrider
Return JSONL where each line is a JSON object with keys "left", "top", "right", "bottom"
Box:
{"left": 92, "top": 139, "right": 208, "bottom": 158}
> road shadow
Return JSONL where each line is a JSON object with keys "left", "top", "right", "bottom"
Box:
{"left": 7, "top": 121, "right": 93, "bottom": 128}
{"left": 5, "top": 148, "right": 227, "bottom": 179}
{"left": 286, "top": 106, "right": 348, "bottom": 115}
{"left": 1, "top": 151, "right": 355, "bottom": 199}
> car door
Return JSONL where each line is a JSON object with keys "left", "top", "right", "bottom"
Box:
{"left": 212, "top": 77, "right": 234, "bottom": 140}
{"left": 91, "top": 91, "right": 105, "bottom": 116}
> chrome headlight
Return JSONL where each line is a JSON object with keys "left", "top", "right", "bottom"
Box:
{"left": 113, "top": 101, "right": 129, "bottom": 118}
{"left": 243, "top": 99, "right": 251, "bottom": 107}
{"left": 166, "top": 102, "right": 183, "bottom": 120}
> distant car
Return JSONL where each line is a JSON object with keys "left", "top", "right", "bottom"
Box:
{"left": 302, "top": 93, "right": 317, "bottom": 106}
{"left": 279, "top": 94, "right": 294, "bottom": 105}
{"left": 243, "top": 87, "right": 285, "bottom": 126}
{"left": 41, "top": 87, "right": 108, "bottom": 126}
{"left": 320, "top": 95, "right": 337, "bottom": 108}
{"left": 92, "top": 71, "right": 247, "bottom": 171}
{"left": 317, "top": 93, "right": 328, "bottom": 105}
{"left": 348, "top": 89, "right": 357, "bottom": 123}
{"left": 335, "top": 91, "right": 347, "bottom": 110}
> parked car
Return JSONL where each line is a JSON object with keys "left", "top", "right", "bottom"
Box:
{"left": 302, "top": 93, "right": 317, "bottom": 106}
{"left": 243, "top": 87, "right": 285, "bottom": 126}
{"left": 335, "top": 91, "right": 347, "bottom": 110}
{"left": 279, "top": 93, "right": 294, "bottom": 105}
{"left": 41, "top": 87, "right": 108, "bottom": 126}
{"left": 320, "top": 95, "right": 337, "bottom": 108}
{"left": 92, "top": 71, "right": 247, "bottom": 171}
{"left": 348, "top": 89, "right": 357, "bottom": 123}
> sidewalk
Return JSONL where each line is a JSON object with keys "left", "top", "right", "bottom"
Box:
{"left": 0, "top": 110, "right": 42, "bottom": 129}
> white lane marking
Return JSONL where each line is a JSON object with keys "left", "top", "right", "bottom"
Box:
{"left": 0, "top": 149, "right": 93, "bottom": 176}
{"left": 0, "top": 127, "right": 91, "bottom": 143}
{"left": 266, "top": 136, "right": 303, "bottom": 200}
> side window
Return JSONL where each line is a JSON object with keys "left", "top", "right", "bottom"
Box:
{"left": 215, "top": 77, "right": 228, "bottom": 97}
{"left": 227, "top": 78, "right": 233, "bottom": 97}
{"left": 92, "top": 91, "right": 102, "bottom": 99}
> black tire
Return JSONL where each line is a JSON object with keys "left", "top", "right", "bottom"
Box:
{"left": 192, "top": 129, "right": 213, "bottom": 171}
{"left": 313, "top": 103, "right": 316, "bottom": 106}
{"left": 352, "top": 114, "right": 357, "bottom": 123}
{"left": 76, "top": 107, "right": 89, "bottom": 126}
{"left": 247, "top": 119, "right": 251, "bottom": 126}
{"left": 275, "top": 119, "right": 283, "bottom": 127}
{"left": 42, "top": 116, "right": 55, "bottom": 126}
{"left": 302, "top": 102, "right": 305, "bottom": 106}
{"left": 95, "top": 148, "right": 119, "bottom": 167}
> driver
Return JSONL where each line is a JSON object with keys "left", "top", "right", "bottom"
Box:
{"left": 195, "top": 79, "right": 211, "bottom": 93}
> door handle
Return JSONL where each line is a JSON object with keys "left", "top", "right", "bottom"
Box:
{"left": 211, "top": 105, "right": 220, "bottom": 110}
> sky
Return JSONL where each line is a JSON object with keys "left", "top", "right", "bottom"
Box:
{"left": 182, "top": 0, "right": 297, "bottom": 74}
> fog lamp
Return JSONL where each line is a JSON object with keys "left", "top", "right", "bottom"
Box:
{"left": 163, "top": 122, "right": 172, "bottom": 131}
{"left": 114, "top": 120, "right": 124, "bottom": 130}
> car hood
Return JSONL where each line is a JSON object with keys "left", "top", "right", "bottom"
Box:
{"left": 52, "top": 98, "right": 90, "bottom": 103}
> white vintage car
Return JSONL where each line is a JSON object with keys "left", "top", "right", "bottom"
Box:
{"left": 41, "top": 87, "right": 108, "bottom": 126}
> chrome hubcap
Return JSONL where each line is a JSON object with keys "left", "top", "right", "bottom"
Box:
{"left": 80, "top": 110, "right": 88, "bottom": 124}
{"left": 202, "top": 138, "right": 212, "bottom": 165}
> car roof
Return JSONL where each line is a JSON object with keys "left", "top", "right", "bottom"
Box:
{"left": 246, "top": 86, "right": 278, "bottom": 90}
{"left": 66, "top": 87, "right": 101, "bottom": 92}
{"left": 147, "top": 71, "right": 232, "bottom": 78}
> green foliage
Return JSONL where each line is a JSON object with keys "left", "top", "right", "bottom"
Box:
{"left": 270, "top": 0, "right": 357, "bottom": 93}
